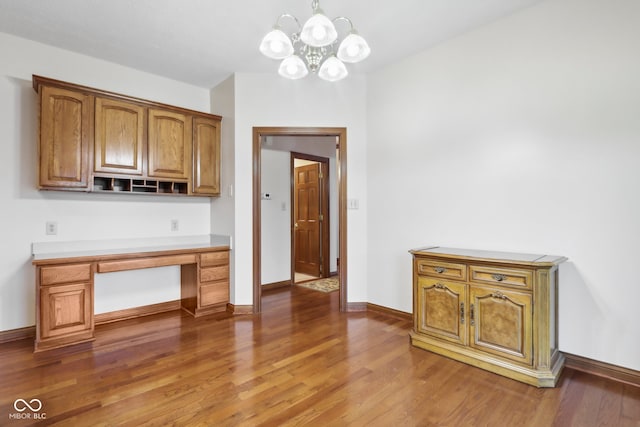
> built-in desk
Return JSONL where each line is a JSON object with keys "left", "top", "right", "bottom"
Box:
{"left": 31, "top": 235, "right": 231, "bottom": 352}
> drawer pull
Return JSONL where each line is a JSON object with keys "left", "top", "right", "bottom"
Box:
{"left": 470, "top": 304, "right": 475, "bottom": 326}
{"left": 433, "top": 267, "right": 447, "bottom": 274}
{"left": 492, "top": 273, "right": 507, "bottom": 282}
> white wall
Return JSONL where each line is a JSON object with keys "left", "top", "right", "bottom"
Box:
{"left": 366, "top": 0, "right": 640, "bottom": 370}
{"left": 230, "top": 73, "right": 368, "bottom": 305}
{"left": 261, "top": 149, "right": 291, "bottom": 284}
{"left": 0, "top": 33, "right": 213, "bottom": 330}
{"left": 210, "top": 75, "right": 236, "bottom": 300}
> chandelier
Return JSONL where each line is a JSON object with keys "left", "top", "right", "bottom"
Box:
{"left": 259, "top": 0, "right": 370, "bottom": 82}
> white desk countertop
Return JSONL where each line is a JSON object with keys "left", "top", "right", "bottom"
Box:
{"left": 32, "top": 234, "right": 231, "bottom": 261}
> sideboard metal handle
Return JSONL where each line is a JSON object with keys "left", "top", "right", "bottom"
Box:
{"left": 470, "top": 304, "right": 475, "bottom": 326}
{"left": 434, "top": 267, "right": 446, "bottom": 274}
{"left": 460, "top": 302, "right": 465, "bottom": 324}
{"left": 492, "top": 274, "right": 507, "bottom": 282}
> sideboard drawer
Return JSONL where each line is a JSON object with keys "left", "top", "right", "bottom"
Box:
{"left": 200, "top": 251, "right": 229, "bottom": 267}
{"left": 41, "top": 264, "right": 92, "bottom": 286}
{"left": 201, "top": 265, "right": 229, "bottom": 283}
{"left": 416, "top": 259, "right": 467, "bottom": 281}
{"left": 469, "top": 265, "right": 532, "bottom": 290}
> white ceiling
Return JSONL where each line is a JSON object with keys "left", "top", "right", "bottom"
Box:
{"left": 0, "top": 0, "right": 542, "bottom": 88}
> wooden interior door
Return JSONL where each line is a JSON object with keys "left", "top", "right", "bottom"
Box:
{"left": 294, "top": 163, "right": 321, "bottom": 277}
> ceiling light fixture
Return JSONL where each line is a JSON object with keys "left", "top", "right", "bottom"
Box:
{"left": 259, "top": 0, "right": 370, "bottom": 82}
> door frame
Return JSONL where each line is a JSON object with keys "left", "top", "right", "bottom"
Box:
{"left": 253, "top": 127, "right": 347, "bottom": 313}
{"left": 291, "top": 152, "right": 330, "bottom": 281}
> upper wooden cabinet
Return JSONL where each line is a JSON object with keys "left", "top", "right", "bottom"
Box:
{"left": 33, "top": 75, "right": 222, "bottom": 197}
{"left": 38, "top": 85, "right": 92, "bottom": 189}
{"left": 192, "top": 116, "right": 221, "bottom": 195}
{"left": 94, "top": 97, "right": 145, "bottom": 175}
{"left": 148, "top": 109, "right": 191, "bottom": 180}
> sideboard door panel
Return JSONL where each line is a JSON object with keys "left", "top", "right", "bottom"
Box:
{"left": 469, "top": 286, "right": 532, "bottom": 365}
{"left": 417, "top": 277, "right": 467, "bottom": 345}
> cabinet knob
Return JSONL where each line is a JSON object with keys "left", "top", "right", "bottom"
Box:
{"left": 434, "top": 267, "right": 446, "bottom": 274}
{"left": 492, "top": 273, "right": 507, "bottom": 282}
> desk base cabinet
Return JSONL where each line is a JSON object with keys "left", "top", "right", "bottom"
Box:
{"left": 410, "top": 247, "right": 566, "bottom": 387}
{"left": 34, "top": 248, "right": 230, "bottom": 352}
{"left": 36, "top": 264, "right": 95, "bottom": 351}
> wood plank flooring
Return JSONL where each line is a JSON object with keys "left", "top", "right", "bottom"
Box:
{"left": 1, "top": 286, "right": 638, "bottom": 426}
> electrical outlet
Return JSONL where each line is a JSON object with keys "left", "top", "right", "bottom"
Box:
{"left": 171, "top": 219, "right": 179, "bottom": 232}
{"left": 46, "top": 221, "right": 58, "bottom": 235}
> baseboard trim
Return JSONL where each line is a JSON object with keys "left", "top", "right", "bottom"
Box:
{"left": 366, "top": 303, "right": 412, "bottom": 321}
{"left": 564, "top": 352, "right": 640, "bottom": 387}
{"left": 346, "top": 302, "right": 367, "bottom": 312}
{"left": 0, "top": 326, "right": 36, "bottom": 344}
{"left": 95, "top": 300, "right": 181, "bottom": 325}
{"left": 227, "top": 304, "right": 254, "bottom": 315}
{"left": 262, "top": 280, "right": 291, "bottom": 291}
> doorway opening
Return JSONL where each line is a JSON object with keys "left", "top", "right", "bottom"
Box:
{"left": 253, "top": 127, "right": 347, "bottom": 313}
{"left": 292, "top": 152, "right": 331, "bottom": 284}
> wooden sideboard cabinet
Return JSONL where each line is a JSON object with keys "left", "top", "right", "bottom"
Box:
{"left": 33, "top": 75, "right": 221, "bottom": 197}
{"left": 33, "top": 244, "right": 230, "bottom": 352}
{"left": 409, "top": 247, "right": 567, "bottom": 387}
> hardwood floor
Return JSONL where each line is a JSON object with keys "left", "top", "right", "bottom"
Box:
{"left": 1, "top": 286, "right": 638, "bottom": 426}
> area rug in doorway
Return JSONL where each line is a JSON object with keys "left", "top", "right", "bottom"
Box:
{"left": 297, "top": 277, "right": 339, "bottom": 293}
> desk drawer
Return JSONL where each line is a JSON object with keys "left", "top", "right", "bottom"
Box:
{"left": 200, "top": 251, "right": 229, "bottom": 267}
{"left": 201, "top": 265, "right": 229, "bottom": 283}
{"left": 469, "top": 265, "right": 532, "bottom": 290}
{"left": 416, "top": 259, "right": 466, "bottom": 281}
{"left": 41, "top": 264, "right": 92, "bottom": 286}
{"left": 200, "top": 282, "right": 229, "bottom": 306}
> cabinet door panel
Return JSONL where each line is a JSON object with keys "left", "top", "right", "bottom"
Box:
{"left": 94, "top": 98, "right": 144, "bottom": 175}
{"left": 39, "top": 86, "right": 91, "bottom": 188}
{"left": 40, "top": 283, "right": 93, "bottom": 339}
{"left": 148, "top": 109, "right": 190, "bottom": 179}
{"left": 416, "top": 277, "right": 467, "bottom": 345}
{"left": 470, "top": 285, "right": 532, "bottom": 365}
{"left": 192, "top": 116, "right": 220, "bottom": 195}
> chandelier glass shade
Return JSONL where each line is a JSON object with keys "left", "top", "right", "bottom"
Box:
{"left": 260, "top": 0, "right": 370, "bottom": 82}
